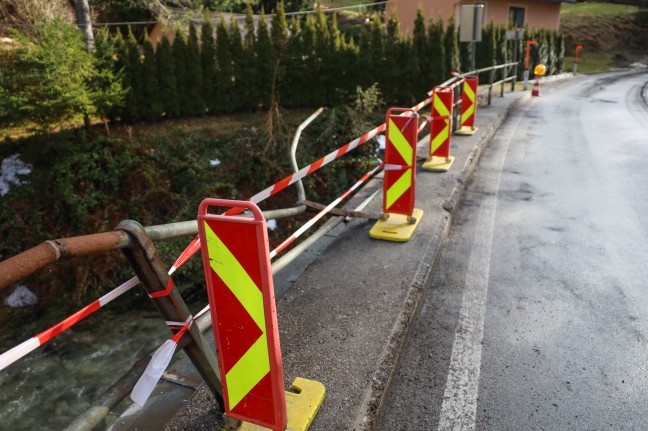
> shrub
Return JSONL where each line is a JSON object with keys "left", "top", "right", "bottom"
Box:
{"left": 0, "top": 19, "right": 125, "bottom": 131}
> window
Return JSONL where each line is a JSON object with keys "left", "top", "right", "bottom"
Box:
{"left": 509, "top": 6, "right": 525, "bottom": 27}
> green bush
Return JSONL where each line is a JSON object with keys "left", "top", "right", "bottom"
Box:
{"left": 0, "top": 19, "right": 125, "bottom": 131}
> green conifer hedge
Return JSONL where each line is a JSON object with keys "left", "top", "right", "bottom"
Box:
{"left": 98, "top": 5, "right": 565, "bottom": 122}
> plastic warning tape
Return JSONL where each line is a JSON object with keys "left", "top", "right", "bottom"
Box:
{"left": 418, "top": 119, "right": 429, "bottom": 134}
{"left": 0, "top": 246, "right": 197, "bottom": 372}
{"left": 428, "top": 74, "right": 465, "bottom": 96}
{"left": 225, "top": 125, "right": 386, "bottom": 216}
{"left": 269, "top": 163, "right": 384, "bottom": 259}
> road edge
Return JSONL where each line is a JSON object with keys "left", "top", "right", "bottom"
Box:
{"left": 351, "top": 91, "right": 532, "bottom": 431}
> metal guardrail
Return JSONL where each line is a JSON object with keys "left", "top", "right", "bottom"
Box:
{"left": 0, "top": 207, "right": 306, "bottom": 291}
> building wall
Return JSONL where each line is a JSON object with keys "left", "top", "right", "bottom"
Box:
{"left": 387, "top": 0, "right": 563, "bottom": 35}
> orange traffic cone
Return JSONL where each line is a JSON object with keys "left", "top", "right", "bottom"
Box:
{"left": 531, "top": 78, "right": 541, "bottom": 96}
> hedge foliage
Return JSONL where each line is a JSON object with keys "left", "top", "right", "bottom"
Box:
{"left": 102, "top": 6, "right": 565, "bottom": 123}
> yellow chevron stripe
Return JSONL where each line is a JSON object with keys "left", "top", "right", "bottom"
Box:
{"left": 205, "top": 223, "right": 265, "bottom": 331}
{"left": 463, "top": 80, "right": 476, "bottom": 102}
{"left": 386, "top": 168, "right": 412, "bottom": 209}
{"left": 461, "top": 82, "right": 476, "bottom": 124}
{"left": 225, "top": 335, "right": 270, "bottom": 410}
{"left": 431, "top": 120, "right": 450, "bottom": 154}
{"left": 388, "top": 118, "right": 413, "bottom": 164}
{"left": 433, "top": 92, "right": 450, "bottom": 117}
{"left": 204, "top": 221, "right": 270, "bottom": 410}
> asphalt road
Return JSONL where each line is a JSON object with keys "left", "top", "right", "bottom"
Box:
{"left": 378, "top": 70, "right": 648, "bottom": 431}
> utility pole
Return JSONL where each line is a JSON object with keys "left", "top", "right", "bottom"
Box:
{"left": 73, "top": 0, "right": 94, "bottom": 51}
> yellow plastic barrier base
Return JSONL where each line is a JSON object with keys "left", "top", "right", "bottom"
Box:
{"left": 422, "top": 156, "right": 455, "bottom": 172}
{"left": 236, "top": 378, "right": 326, "bottom": 431}
{"left": 455, "top": 126, "right": 478, "bottom": 136}
{"left": 368, "top": 209, "right": 424, "bottom": 242}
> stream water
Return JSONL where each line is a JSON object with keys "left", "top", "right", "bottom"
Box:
{"left": 0, "top": 308, "right": 173, "bottom": 430}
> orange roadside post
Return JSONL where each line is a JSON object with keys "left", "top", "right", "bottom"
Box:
{"left": 523, "top": 40, "right": 537, "bottom": 90}
{"left": 573, "top": 45, "right": 584, "bottom": 74}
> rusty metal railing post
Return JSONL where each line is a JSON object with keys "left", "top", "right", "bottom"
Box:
{"left": 115, "top": 220, "right": 224, "bottom": 409}
{"left": 488, "top": 67, "right": 495, "bottom": 105}
{"left": 453, "top": 81, "right": 462, "bottom": 133}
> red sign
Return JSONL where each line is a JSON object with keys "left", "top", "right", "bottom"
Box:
{"left": 198, "top": 199, "right": 286, "bottom": 430}
{"left": 430, "top": 86, "right": 454, "bottom": 158}
{"left": 383, "top": 108, "right": 418, "bottom": 216}
{"left": 461, "top": 76, "right": 478, "bottom": 129}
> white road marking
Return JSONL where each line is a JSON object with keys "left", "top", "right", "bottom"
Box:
{"left": 437, "top": 112, "right": 523, "bottom": 431}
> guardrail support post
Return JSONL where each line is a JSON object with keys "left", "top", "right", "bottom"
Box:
{"left": 488, "top": 68, "right": 495, "bottom": 105}
{"left": 116, "top": 219, "right": 224, "bottom": 409}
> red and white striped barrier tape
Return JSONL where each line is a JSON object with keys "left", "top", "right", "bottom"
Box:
{"left": 0, "top": 276, "right": 138, "bottom": 371}
{"left": 269, "top": 163, "right": 384, "bottom": 259}
{"left": 131, "top": 314, "right": 194, "bottom": 406}
{"left": 417, "top": 120, "right": 428, "bottom": 134}
{"left": 169, "top": 236, "right": 201, "bottom": 276}
{"left": 225, "top": 124, "right": 387, "bottom": 216}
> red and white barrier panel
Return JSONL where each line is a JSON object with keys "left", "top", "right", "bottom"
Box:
{"left": 422, "top": 86, "right": 455, "bottom": 172}
{"left": 456, "top": 76, "right": 479, "bottom": 135}
{"left": 0, "top": 246, "right": 197, "bottom": 372}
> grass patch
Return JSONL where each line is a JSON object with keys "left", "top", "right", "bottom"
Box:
{"left": 561, "top": 2, "right": 639, "bottom": 16}
{"left": 560, "top": 2, "right": 648, "bottom": 73}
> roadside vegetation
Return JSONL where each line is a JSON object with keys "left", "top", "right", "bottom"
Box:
{"left": 561, "top": 2, "right": 648, "bottom": 73}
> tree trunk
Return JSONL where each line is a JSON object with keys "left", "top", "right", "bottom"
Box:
{"left": 72, "top": 0, "right": 94, "bottom": 51}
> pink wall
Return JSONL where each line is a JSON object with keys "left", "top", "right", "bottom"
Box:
{"left": 387, "top": 0, "right": 563, "bottom": 35}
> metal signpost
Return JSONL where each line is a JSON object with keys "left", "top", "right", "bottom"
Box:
{"left": 460, "top": 4, "right": 484, "bottom": 72}
{"left": 506, "top": 28, "right": 525, "bottom": 64}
